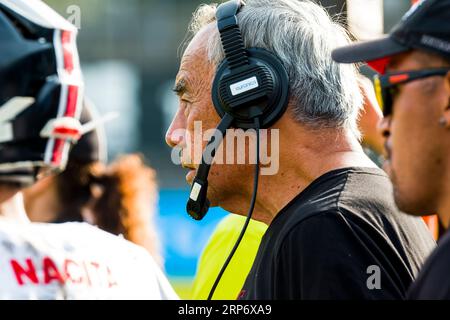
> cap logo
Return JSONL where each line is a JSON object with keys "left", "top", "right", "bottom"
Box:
{"left": 421, "top": 35, "right": 450, "bottom": 53}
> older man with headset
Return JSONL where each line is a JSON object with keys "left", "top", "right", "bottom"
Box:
{"left": 167, "top": 0, "right": 435, "bottom": 299}
{"left": 333, "top": 0, "right": 450, "bottom": 299}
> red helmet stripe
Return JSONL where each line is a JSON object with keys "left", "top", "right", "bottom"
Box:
{"left": 51, "top": 139, "right": 65, "bottom": 166}
{"left": 65, "top": 85, "right": 79, "bottom": 117}
{"left": 61, "top": 30, "right": 74, "bottom": 74}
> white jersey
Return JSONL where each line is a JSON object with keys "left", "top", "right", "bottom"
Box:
{"left": 0, "top": 221, "right": 178, "bottom": 300}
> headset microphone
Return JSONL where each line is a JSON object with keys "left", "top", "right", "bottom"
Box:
{"left": 187, "top": 113, "right": 234, "bottom": 220}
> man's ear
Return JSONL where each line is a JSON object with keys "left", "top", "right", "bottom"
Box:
{"left": 444, "top": 106, "right": 450, "bottom": 129}
{"left": 443, "top": 72, "right": 450, "bottom": 129}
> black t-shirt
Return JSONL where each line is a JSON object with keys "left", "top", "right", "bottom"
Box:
{"left": 408, "top": 230, "right": 450, "bottom": 299}
{"left": 239, "top": 167, "right": 435, "bottom": 300}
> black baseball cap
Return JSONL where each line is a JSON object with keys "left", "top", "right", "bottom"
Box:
{"left": 332, "top": 0, "right": 450, "bottom": 74}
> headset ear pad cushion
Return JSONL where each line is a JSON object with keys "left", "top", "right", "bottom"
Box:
{"left": 212, "top": 48, "right": 290, "bottom": 129}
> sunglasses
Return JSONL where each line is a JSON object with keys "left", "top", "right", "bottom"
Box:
{"left": 373, "top": 68, "right": 450, "bottom": 116}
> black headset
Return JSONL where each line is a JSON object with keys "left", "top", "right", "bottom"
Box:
{"left": 186, "top": 0, "right": 290, "bottom": 221}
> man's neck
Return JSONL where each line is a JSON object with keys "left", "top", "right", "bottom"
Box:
{"left": 250, "top": 120, "right": 377, "bottom": 225}
{"left": 437, "top": 161, "right": 450, "bottom": 229}
{"left": 0, "top": 188, "right": 30, "bottom": 223}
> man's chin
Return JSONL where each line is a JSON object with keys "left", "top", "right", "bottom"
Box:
{"left": 393, "top": 189, "right": 433, "bottom": 217}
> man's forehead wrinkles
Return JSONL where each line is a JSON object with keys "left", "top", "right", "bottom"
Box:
{"left": 176, "top": 49, "right": 212, "bottom": 95}
{"left": 181, "top": 49, "right": 207, "bottom": 68}
{"left": 180, "top": 53, "right": 194, "bottom": 65}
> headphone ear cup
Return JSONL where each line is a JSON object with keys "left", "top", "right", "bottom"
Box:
{"left": 212, "top": 48, "right": 289, "bottom": 129}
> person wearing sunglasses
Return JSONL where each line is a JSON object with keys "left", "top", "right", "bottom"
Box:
{"left": 332, "top": 0, "right": 450, "bottom": 299}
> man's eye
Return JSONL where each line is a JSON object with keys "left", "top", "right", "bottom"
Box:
{"left": 179, "top": 93, "right": 191, "bottom": 103}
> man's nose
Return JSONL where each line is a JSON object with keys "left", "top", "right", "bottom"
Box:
{"left": 165, "top": 110, "right": 186, "bottom": 148}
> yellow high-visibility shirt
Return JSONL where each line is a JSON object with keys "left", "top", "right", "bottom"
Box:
{"left": 190, "top": 214, "right": 267, "bottom": 300}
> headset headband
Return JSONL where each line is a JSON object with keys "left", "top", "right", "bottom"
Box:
{"left": 216, "top": 0, "right": 248, "bottom": 70}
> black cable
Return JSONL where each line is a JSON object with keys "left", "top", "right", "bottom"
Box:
{"left": 207, "top": 117, "right": 261, "bottom": 300}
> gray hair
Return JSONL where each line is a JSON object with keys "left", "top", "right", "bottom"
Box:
{"left": 187, "top": 0, "right": 363, "bottom": 137}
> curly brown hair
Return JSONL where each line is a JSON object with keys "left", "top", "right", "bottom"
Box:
{"left": 55, "top": 154, "right": 161, "bottom": 263}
